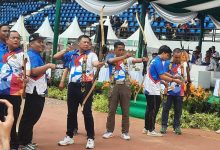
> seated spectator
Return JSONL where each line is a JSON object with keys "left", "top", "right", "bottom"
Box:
{"left": 211, "top": 46, "right": 219, "bottom": 58}
{"left": 201, "top": 56, "right": 210, "bottom": 66}
{"left": 206, "top": 54, "right": 217, "bottom": 71}
{"left": 181, "top": 24, "right": 189, "bottom": 32}
{"left": 191, "top": 50, "right": 201, "bottom": 65}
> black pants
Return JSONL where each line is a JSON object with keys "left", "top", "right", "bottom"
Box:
{"left": 0, "top": 95, "right": 21, "bottom": 149}
{"left": 18, "top": 91, "right": 45, "bottom": 145}
{"left": 66, "top": 82, "right": 94, "bottom": 139}
{"left": 162, "top": 95, "right": 183, "bottom": 129}
{"left": 144, "top": 95, "right": 161, "bottom": 132}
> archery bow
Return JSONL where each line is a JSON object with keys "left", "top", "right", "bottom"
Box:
{"left": 81, "top": 5, "right": 107, "bottom": 110}
{"left": 21, "top": 16, "right": 28, "bottom": 98}
{"left": 134, "top": 12, "right": 148, "bottom": 103}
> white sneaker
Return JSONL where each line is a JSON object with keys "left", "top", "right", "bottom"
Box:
{"left": 58, "top": 136, "right": 74, "bottom": 146}
{"left": 216, "top": 129, "right": 220, "bottom": 134}
{"left": 121, "top": 133, "right": 131, "bottom": 140}
{"left": 147, "top": 130, "right": 163, "bottom": 137}
{"left": 102, "top": 132, "right": 113, "bottom": 139}
{"left": 86, "top": 138, "right": 95, "bottom": 149}
{"left": 142, "top": 128, "right": 148, "bottom": 134}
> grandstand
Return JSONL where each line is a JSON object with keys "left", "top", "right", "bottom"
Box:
{"left": 0, "top": 0, "right": 219, "bottom": 42}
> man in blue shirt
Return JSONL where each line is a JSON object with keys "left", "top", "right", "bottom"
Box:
{"left": 55, "top": 35, "right": 103, "bottom": 149}
{"left": 0, "top": 24, "right": 9, "bottom": 62}
{"left": 18, "top": 33, "right": 56, "bottom": 150}
{"left": 161, "top": 48, "right": 187, "bottom": 135}
{"left": 143, "top": 45, "right": 182, "bottom": 137}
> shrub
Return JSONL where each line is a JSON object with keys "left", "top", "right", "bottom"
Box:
{"left": 93, "top": 94, "right": 109, "bottom": 113}
{"left": 156, "top": 108, "right": 220, "bottom": 130}
{"left": 48, "top": 86, "right": 67, "bottom": 100}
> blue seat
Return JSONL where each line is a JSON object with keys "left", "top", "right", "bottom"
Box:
{"left": 196, "top": 29, "right": 201, "bottom": 34}
{"left": 161, "top": 28, "right": 167, "bottom": 33}
{"left": 92, "top": 17, "right": 96, "bottom": 22}
{"left": 205, "top": 16, "right": 210, "bottom": 22}
{"left": 177, "top": 29, "right": 184, "bottom": 33}
{"left": 123, "top": 12, "right": 128, "bottom": 17}
{"left": 88, "top": 17, "right": 92, "bottom": 22}
{"left": 159, "top": 22, "right": 165, "bottom": 27}
{"left": 128, "top": 22, "right": 134, "bottom": 27}
{"left": 152, "top": 21, "right": 158, "bottom": 27}
{"left": 155, "top": 28, "right": 161, "bottom": 33}
{"left": 172, "top": 23, "right": 178, "bottom": 28}
{"left": 82, "top": 22, "right": 87, "bottom": 26}
{"left": 208, "top": 22, "right": 214, "bottom": 28}
{"left": 131, "top": 27, "right": 136, "bottom": 32}
{"left": 128, "top": 17, "right": 133, "bottom": 21}
{"left": 79, "top": 17, "right": 83, "bottom": 21}
{"left": 190, "top": 29, "right": 195, "bottom": 33}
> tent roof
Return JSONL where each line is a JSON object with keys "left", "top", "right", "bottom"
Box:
{"left": 11, "top": 15, "right": 30, "bottom": 37}
{"left": 35, "top": 17, "right": 54, "bottom": 38}
{"left": 150, "top": 0, "right": 220, "bottom": 21}
{"left": 127, "top": 14, "right": 162, "bottom": 50}
{"left": 59, "top": 17, "right": 83, "bottom": 39}
{"left": 104, "top": 17, "right": 118, "bottom": 40}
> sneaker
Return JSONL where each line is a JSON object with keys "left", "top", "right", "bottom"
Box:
{"left": 174, "top": 127, "right": 182, "bottom": 135}
{"left": 216, "top": 129, "right": 220, "bottom": 134}
{"left": 142, "top": 128, "right": 148, "bottom": 134}
{"left": 147, "top": 130, "right": 163, "bottom": 137}
{"left": 160, "top": 126, "right": 167, "bottom": 134}
{"left": 121, "top": 133, "right": 131, "bottom": 140}
{"left": 86, "top": 138, "right": 95, "bottom": 149}
{"left": 19, "top": 143, "right": 36, "bottom": 150}
{"left": 58, "top": 136, "right": 74, "bottom": 146}
{"left": 102, "top": 132, "right": 113, "bottom": 139}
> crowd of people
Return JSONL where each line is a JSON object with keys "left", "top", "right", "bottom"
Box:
{"left": 191, "top": 45, "right": 220, "bottom": 71}
{"left": 0, "top": 22, "right": 220, "bottom": 150}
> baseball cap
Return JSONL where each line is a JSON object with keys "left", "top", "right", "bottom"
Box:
{"left": 29, "top": 33, "right": 46, "bottom": 42}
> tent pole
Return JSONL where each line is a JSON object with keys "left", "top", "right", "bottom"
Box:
{"left": 198, "top": 14, "right": 205, "bottom": 49}
{"left": 137, "top": 0, "right": 147, "bottom": 58}
{"left": 52, "top": 0, "right": 62, "bottom": 63}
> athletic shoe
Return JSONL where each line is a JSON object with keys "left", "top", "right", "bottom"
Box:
{"left": 102, "top": 132, "right": 113, "bottom": 139}
{"left": 121, "top": 133, "right": 131, "bottom": 140}
{"left": 216, "top": 129, "right": 220, "bottom": 134}
{"left": 142, "top": 128, "right": 148, "bottom": 134}
{"left": 58, "top": 136, "right": 74, "bottom": 146}
{"left": 174, "top": 127, "right": 182, "bottom": 135}
{"left": 160, "top": 126, "right": 167, "bottom": 134}
{"left": 19, "top": 143, "right": 36, "bottom": 150}
{"left": 86, "top": 138, "right": 95, "bottom": 149}
{"left": 147, "top": 130, "right": 163, "bottom": 137}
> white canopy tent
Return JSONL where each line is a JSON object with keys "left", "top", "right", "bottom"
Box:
{"left": 91, "top": 17, "right": 118, "bottom": 41}
{"left": 104, "top": 17, "right": 118, "bottom": 40}
{"left": 75, "top": 0, "right": 136, "bottom": 16}
{"left": 126, "top": 14, "right": 162, "bottom": 52}
{"left": 35, "top": 17, "right": 54, "bottom": 38}
{"left": 59, "top": 17, "right": 84, "bottom": 39}
{"left": 11, "top": 15, "right": 30, "bottom": 37}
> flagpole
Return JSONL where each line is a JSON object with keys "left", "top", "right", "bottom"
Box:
{"left": 137, "top": 0, "right": 147, "bottom": 58}
{"left": 52, "top": 0, "right": 62, "bottom": 63}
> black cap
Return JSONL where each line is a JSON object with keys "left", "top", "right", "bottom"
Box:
{"left": 29, "top": 33, "right": 45, "bottom": 42}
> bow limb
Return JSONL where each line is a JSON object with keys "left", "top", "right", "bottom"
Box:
{"left": 134, "top": 12, "right": 148, "bottom": 103}
{"left": 136, "top": 12, "right": 147, "bottom": 45}
{"left": 21, "top": 16, "right": 28, "bottom": 98}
